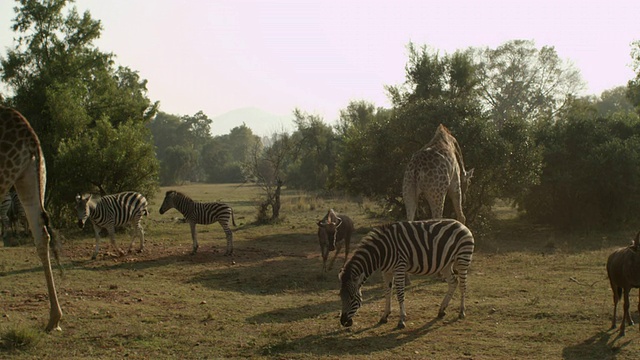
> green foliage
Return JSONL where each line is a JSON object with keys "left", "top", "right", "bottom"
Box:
{"left": 471, "top": 39, "right": 585, "bottom": 126}
{"left": 285, "top": 110, "right": 338, "bottom": 190}
{"left": 149, "top": 112, "right": 260, "bottom": 185}
{"left": 1, "top": 0, "right": 159, "bottom": 223}
{"left": 627, "top": 40, "right": 640, "bottom": 113}
{"left": 524, "top": 100, "right": 640, "bottom": 229}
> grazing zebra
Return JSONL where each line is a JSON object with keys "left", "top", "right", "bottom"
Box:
{"left": 1, "top": 191, "right": 11, "bottom": 238}
{"left": 159, "top": 190, "right": 236, "bottom": 256}
{"left": 1, "top": 188, "right": 28, "bottom": 240}
{"left": 339, "top": 219, "right": 475, "bottom": 329}
{"left": 76, "top": 191, "right": 149, "bottom": 260}
{"left": 317, "top": 209, "right": 353, "bottom": 275}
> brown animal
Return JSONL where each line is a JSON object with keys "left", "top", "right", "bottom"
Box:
{"left": 606, "top": 231, "right": 640, "bottom": 336}
{"left": 0, "top": 106, "right": 62, "bottom": 331}
{"left": 317, "top": 209, "right": 353, "bottom": 275}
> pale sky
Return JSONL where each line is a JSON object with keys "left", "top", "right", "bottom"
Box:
{"left": 1, "top": 0, "right": 639, "bottom": 124}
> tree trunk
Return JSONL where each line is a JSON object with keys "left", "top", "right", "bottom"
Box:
{"left": 271, "top": 178, "right": 283, "bottom": 220}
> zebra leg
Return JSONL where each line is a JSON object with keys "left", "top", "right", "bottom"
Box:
{"left": 379, "top": 271, "right": 394, "bottom": 324}
{"left": 127, "top": 217, "right": 144, "bottom": 253}
{"left": 394, "top": 271, "right": 408, "bottom": 329}
{"left": 107, "top": 225, "right": 124, "bottom": 257}
{"left": 457, "top": 267, "right": 469, "bottom": 319}
{"left": 438, "top": 265, "right": 459, "bottom": 318}
{"left": 221, "top": 223, "right": 233, "bottom": 256}
{"left": 189, "top": 222, "right": 199, "bottom": 254}
{"left": 91, "top": 223, "right": 103, "bottom": 260}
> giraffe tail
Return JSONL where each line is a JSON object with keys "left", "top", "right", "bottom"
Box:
{"left": 43, "top": 211, "right": 64, "bottom": 276}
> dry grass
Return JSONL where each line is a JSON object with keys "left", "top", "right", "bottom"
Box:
{"left": 1, "top": 183, "right": 640, "bottom": 359}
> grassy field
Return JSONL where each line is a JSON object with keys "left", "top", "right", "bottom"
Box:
{"left": 1, "top": 183, "right": 640, "bottom": 359}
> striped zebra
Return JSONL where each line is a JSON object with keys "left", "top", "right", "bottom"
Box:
{"left": 1, "top": 191, "right": 11, "bottom": 239}
{"left": 339, "top": 219, "right": 475, "bottom": 329}
{"left": 159, "top": 190, "right": 236, "bottom": 256}
{"left": 76, "top": 191, "right": 149, "bottom": 260}
{"left": 1, "top": 188, "right": 28, "bottom": 239}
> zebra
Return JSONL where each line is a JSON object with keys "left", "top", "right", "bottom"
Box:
{"left": 76, "top": 191, "right": 149, "bottom": 260}
{"left": 339, "top": 219, "right": 475, "bottom": 329}
{"left": 1, "top": 188, "right": 28, "bottom": 241}
{"left": 159, "top": 190, "right": 236, "bottom": 256}
{"left": 1, "top": 191, "right": 11, "bottom": 240}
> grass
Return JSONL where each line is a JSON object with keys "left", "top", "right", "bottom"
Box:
{"left": 1, "top": 183, "right": 640, "bottom": 359}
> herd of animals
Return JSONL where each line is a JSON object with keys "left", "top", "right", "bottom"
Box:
{"left": 1, "top": 105, "right": 640, "bottom": 338}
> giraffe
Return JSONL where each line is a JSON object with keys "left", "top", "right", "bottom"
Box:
{"left": 0, "top": 106, "right": 62, "bottom": 331}
{"left": 402, "top": 124, "right": 474, "bottom": 223}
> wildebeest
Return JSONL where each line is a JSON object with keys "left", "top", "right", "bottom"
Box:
{"left": 317, "top": 209, "right": 353, "bottom": 276}
{"left": 606, "top": 231, "right": 640, "bottom": 336}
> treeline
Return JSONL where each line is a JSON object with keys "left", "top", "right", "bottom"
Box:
{"left": 2, "top": 1, "right": 640, "bottom": 230}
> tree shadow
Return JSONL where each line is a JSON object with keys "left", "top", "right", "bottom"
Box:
{"left": 562, "top": 329, "right": 634, "bottom": 359}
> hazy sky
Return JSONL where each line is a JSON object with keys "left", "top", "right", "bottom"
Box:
{"left": 1, "top": 0, "right": 639, "bottom": 123}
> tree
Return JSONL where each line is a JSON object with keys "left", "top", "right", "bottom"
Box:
{"left": 524, "top": 100, "right": 640, "bottom": 229}
{"left": 470, "top": 39, "right": 585, "bottom": 127}
{"left": 243, "top": 132, "right": 293, "bottom": 223}
{"left": 286, "top": 109, "right": 338, "bottom": 191}
{"left": 627, "top": 40, "right": 640, "bottom": 113}
{"left": 1, "top": 0, "right": 159, "bottom": 222}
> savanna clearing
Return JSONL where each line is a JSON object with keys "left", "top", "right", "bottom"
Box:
{"left": 1, "top": 183, "right": 639, "bottom": 359}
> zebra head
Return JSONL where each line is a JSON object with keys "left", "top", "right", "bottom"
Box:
{"left": 159, "top": 190, "right": 177, "bottom": 215}
{"left": 338, "top": 264, "right": 365, "bottom": 327}
{"left": 75, "top": 193, "right": 92, "bottom": 228}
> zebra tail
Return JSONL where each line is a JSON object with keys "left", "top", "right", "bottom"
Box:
{"left": 232, "top": 209, "right": 237, "bottom": 227}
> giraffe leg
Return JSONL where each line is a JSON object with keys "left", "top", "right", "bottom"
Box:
{"left": 448, "top": 183, "right": 466, "bottom": 224}
{"left": 402, "top": 177, "right": 418, "bottom": 221}
{"left": 190, "top": 222, "right": 199, "bottom": 254}
{"left": 427, "top": 193, "right": 446, "bottom": 219}
{"left": 14, "top": 174, "right": 62, "bottom": 331}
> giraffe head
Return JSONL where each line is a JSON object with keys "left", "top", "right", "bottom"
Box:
{"left": 75, "top": 193, "right": 92, "bottom": 228}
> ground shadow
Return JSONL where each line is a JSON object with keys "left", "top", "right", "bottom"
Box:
{"left": 562, "top": 329, "right": 633, "bottom": 359}
{"left": 260, "top": 317, "right": 447, "bottom": 357}
{"left": 245, "top": 299, "right": 341, "bottom": 324}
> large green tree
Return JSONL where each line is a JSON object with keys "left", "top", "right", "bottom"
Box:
{"left": 470, "top": 39, "right": 585, "bottom": 127}
{"left": 1, "top": 0, "right": 159, "bottom": 223}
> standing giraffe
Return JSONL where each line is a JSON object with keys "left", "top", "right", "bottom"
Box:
{"left": 0, "top": 106, "right": 62, "bottom": 331}
{"left": 402, "top": 124, "right": 473, "bottom": 223}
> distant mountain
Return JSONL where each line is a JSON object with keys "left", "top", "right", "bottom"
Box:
{"left": 210, "top": 107, "right": 295, "bottom": 137}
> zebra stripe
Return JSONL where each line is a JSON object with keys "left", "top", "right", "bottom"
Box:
{"left": 1, "top": 188, "right": 29, "bottom": 240}
{"left": 159, "top": 190, "right": 236, "bottom": 256}
{"left": 76, "top": 191, "right": 149, "bottom": 259}
{"left": 339, "top": 219, "right": 474, "bottom": 329}
{"left": 1, "top": 191, "right": 11, "bottom": 239}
